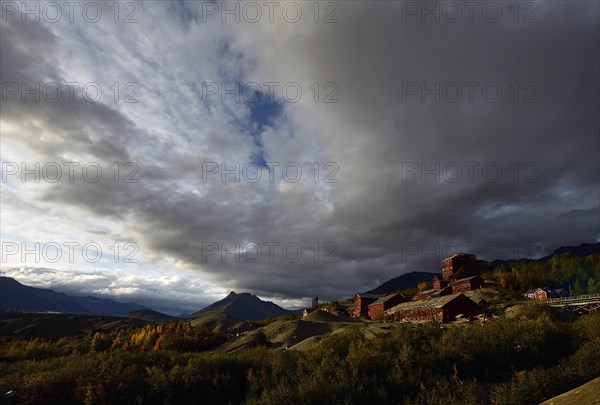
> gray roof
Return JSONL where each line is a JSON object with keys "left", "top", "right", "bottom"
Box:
{"left": 525, "top": 288, "right": 553, "bottom": 294}
{"left": 463, "top": 291, "right": 487, "bottom": 304}
{"left": 452, "top": 275, "right": 482, "bottom": 283}
{"left": 386, "top": 294, "right": 471, "bottom": 313}
{"left": 368, "top": 292, "right": 404, "bottom": 306}
{"left": 355, "top": 293, "right": 379, "bottom": 299}
{"left": 443, "top": 253, "right": 477, "bottom": 261}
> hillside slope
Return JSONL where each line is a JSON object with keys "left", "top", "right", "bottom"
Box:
{"left": 364, "top": 271, "right": 436, "bottom": 295}
{"left": 127, "top": 309, "right": 177, "bottom": 322}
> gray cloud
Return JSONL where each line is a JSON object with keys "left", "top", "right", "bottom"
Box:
{"left": 0, "top": 266, "right": 218, "bottom": 315}
{"left": 1, "top": 1, "right": 598, "bottom": 312}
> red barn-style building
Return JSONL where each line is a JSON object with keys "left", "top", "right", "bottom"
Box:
{"left": 524, "top": 288, "right": 553, "bottom": 300}
{"left": 387, "top": 293, "right": 482, "bottom": 323}
{"left": 450, "top": 276, "right": 484, "bottom": 293}
{"left": 351, "top": 293, "right": 379, "bottom": 318}
{"left": 367, "top": 292, "right": 408, "bottom": 320}
{"left": 524, "top": 288, "right": 570, "bottom": 300}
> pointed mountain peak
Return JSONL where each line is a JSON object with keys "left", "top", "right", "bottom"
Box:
{"left": 193, "top": 291, "right": 291, "bottom": 321}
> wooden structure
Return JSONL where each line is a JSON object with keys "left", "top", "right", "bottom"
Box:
{"left": 351, "top": 293, "right": 379, "bottom": 318}
{"left": 326, "top": 301, "right": 353, "bottom": 316}
{"left": 367, "top": 292, "right": 407, "bottom": 320}
{"left": 546, "top": 293, "right": 600, "bottom": 314}
{"left": 553, "top": 288, "right": 570, "bottom": 298}
{"left": 427, "top": 254, "right": 488, "bottom": 296}
{"left": 441, "top": 253, "right": 488, "bottom": 281}
{"left": 432, "top": 275, "right": 448, "bottom": 291}
{"left": 449, "top": 275, "right": 484, "bottom": 293}
{"left": 463, "top": 290, "right": 489, "bottom": 308}
{"left": 311, "top": 297, "right": 319, "bottom": 309}
{"left": 412, "top": 288, "right": 444, "bottom": 301}
{"left": 386, "top": 293, "right": 482, "bottom": 323}
{"left": 523, "top": 287, "right": 570, "bottom": 300}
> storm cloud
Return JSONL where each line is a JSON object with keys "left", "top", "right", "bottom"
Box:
{"left": 1, "top": 1, "right": 598, "bottom": 313}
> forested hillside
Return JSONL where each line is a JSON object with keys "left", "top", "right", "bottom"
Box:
{"left": 484, "top": 253, "right": 600, "bottom": 296}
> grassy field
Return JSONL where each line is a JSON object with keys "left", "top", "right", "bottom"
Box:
{"left": 0, "top": 308, "right": 598, "bottom": 404}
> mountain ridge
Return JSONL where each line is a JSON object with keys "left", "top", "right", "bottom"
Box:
{"left": 0, "top": 277, "right": 148, "bottom": 316}
{"left": 490, "top": 242, "right": 600, "bottom": 267}
{"left": 191, "top": 291, "right": 291, "bottom": 321}
{"left": 127, "top": 309, "right": 177, "bottom": 322}
{"left": 364, "top": 271, "right": 436, "bottom": 295}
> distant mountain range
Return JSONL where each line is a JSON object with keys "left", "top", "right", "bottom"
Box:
{"left": 127, "top": 309, "right": 178, "bottom": 322}
{"left": 3, "top": 242, "right": 597, "bottom": 319}
{"left": 0, "top": 277, "right": 148, "bottom": 317}
{"left": 0, "top": 277, "right": 291, "bottom": 323}
{"left": 364, "top": 271, "right": 436, "bottom": 295}
{"left": 191, "top": 291, "right": 291, "bottom": 321}
{"left": 490, "top": 242, "right": 600, "bottom": 267}
{"left": 541, "top": 242, "right": 600, "bottom": 260}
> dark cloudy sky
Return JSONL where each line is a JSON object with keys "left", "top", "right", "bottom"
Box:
{"left": 1, "top": 1, "right": 598, "bottom": 314}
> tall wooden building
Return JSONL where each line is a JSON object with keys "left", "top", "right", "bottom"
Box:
{"left": 441, "top": 253, "right": 489, "bottom": 281}
{"left": 351, "top": 293, "right": 379, "bottom": 318}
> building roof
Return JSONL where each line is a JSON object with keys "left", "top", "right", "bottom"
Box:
{"left": 387, "top": 294, "right": 471, "bottom": 313}
{"left": 443, "top": 253, "right": 477, "bottom": 261}
{"left": 525, "top": 287, "right": 554, "bottom": 294}
{"left": 355, "top": 293, "right": 379, "bottom": 299}
{"left": 451, "top": 275, "right": 483, "bottom": 283}
{"left": 463, "top": 290, "right": 487, "bottom": 304}
{"left": 368, "top": 292, "right": 404, "bottom": 306}
{"left": 414, "top": 289, "right": 446, "bottom": 298}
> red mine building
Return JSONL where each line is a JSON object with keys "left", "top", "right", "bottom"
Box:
{"left": 351, "top": 254, "right": 488, "bottom": 323}
{"left": 449, "top": 275, "right": 485, "bottom": 293}
{"left": 441, "top": 253, "right": 489, "bottom": 281}
{"left": 432, "top": 275, "right": 448, "bottom": 291}
{"left": 367, "top": 292, "right": 408, "bottom": 320}
{"left": 387, "top": 294, "right": 482, "bottom": 323}
{"left": 351, "top": 293, "right": 379, "bottom": 318}
{"left": 426, "top": 253, "right": 489, "bottom": 296}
